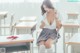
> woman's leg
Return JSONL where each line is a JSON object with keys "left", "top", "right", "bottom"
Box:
{"left": 45, "top": 38, "right": 55, "bottom": 53}
{"left": 39, "top": 41, "right": 46, "bottom": 53}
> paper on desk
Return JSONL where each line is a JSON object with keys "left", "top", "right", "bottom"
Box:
{"left": 0, "top": 34, "right": 33, "bottom": 42}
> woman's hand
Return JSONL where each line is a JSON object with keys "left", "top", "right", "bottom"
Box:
{"left": 55, "top": 18, "right": 62, "bottom": 30}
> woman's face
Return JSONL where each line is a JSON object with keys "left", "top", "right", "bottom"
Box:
{"left": 43, "top": 5, "right": 50, "bottom": 12}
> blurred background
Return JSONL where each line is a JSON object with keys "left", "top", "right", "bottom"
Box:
{"left": 0, "top": 0, "right": 80, "bottom": 53}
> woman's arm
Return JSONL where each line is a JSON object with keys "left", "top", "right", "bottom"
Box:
{"left": 53, "top": 10, "right": 62, "bottom": 30}
{"left": 40, "top": 21, "right": 45, "bottom": 29}
{"left": 55, "top": 17, "right": 62, "bottom": 30}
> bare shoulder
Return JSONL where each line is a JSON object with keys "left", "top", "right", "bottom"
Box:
{"left": 50, "top": 9, "right": 57, "bottom": 14}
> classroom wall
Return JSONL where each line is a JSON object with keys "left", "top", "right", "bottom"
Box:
{"left": 0, "top": 2, "right": 41, "bottom": 24}
{"left": 0, "top": 1, "right": 80, "bottom": 24}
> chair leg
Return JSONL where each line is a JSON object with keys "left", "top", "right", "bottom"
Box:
{"left": 32, "top": 42, "right": 33, "bottom": 53}
{"left": 55, "top": 44, "right": 57, "bottom": 53}
{"left": 66, "top": 44, "right": 69, "bottom": 53}
{"left": 30, "top": 42, "right": 34, "bottom": 53}
{"left": 38, "top": 46, "right": 39, "bottom": 53}
{"left": 30, "top": 43, "right": 32, "bottom": 53}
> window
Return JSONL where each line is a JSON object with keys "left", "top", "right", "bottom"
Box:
{"left": 0, "top": 0, "right": 24, "bottom": 3}
{"left": 26, "top": 0, "right": 59, "bottom": 3}
{"left": 68, "top": 0, "right": 80, "bottom": 2}
{"left": 0, "top": 0, "right": 60, "bottom": 3}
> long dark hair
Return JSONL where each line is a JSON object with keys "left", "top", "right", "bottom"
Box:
{"left": 41, "top": 0, "right": 54, "bottom": 15}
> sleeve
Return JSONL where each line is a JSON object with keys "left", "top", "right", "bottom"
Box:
{"left": 56, "top": 11, "right": 62, "bottom": 23}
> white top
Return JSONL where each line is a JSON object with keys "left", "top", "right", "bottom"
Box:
{"left": 40, "top": 13, "right": 56, "bottom": 29}
{"left": 43, "top": 18, "right": 56, "bottom": 29}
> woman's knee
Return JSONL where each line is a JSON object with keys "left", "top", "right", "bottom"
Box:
{"left": 45, "top": 42, "right": 51, "bottom": 48}
{"left": 44, "top": 39, "right": 53, "bottom": 48}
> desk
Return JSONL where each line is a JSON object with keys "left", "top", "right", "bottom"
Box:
{"left": 14, "top": 22, "right": 36, "bottom": 53}
{"left": 19, "top": 16, "right": 37, "bottom": 22}
{"left": 0, "top": 34, "right": 34, "bottom": 53}
{"left": 0, "top": 12, "right": 8, "bottom": 35}
{"left": 62, "top": 23, "right": 79, "bottom": 53}
{"left": 65, "top": 33, "right": 80, "bottom": 53}
{"left": 66, "top": 33, "right": 80, "bottom": 44}
{"left": 15, "top": 22, "right": 37, "bottom": 35}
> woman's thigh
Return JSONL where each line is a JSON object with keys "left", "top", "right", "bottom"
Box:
{"left": 39, "top": 40, "right": 45, "bottom": 46}
{"left": 44, "top": 38, "right": 54, "bottom": 48}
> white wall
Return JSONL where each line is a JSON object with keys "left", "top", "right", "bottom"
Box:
{"left": 0, "top": 2, "right": 41, "bottom": 24}
{"left": 0, "top": 1, "right": 80, "bottom": 24}
{"left": 53, "top": 2, "right": 80, "bottom": 22}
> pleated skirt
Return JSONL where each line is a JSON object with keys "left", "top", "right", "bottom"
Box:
{"left": 37, "top": 28, "right": 60, "bottom": 45}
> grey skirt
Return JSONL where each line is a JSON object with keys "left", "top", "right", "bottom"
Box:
{"left": 37, "top": 28, "right": 60, "bottom": 45}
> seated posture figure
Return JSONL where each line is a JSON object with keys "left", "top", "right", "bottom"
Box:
{"left": 37, "top": 0, "right": 62, "bottom": 53}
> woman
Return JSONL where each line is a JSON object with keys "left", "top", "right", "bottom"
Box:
{"left": 37, "top": 0, "right": 62, "bottom": 53}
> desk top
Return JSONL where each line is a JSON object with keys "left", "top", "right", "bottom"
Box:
{"left": 0, "top": 34, "right": 34, "bottom": 45}
{"left": 62, "top": 23, "right": 80, "bottom": 27}
{"left": 65, "top": 33, "right": 80, "bottom": 44}
{"left": 19, "top": 16, "right": 37, "bottom": 22}
{"left": 15, "top": 22, "right": 37, "bottom": 28}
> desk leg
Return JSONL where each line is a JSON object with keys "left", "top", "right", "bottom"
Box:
{"left": 26, "top": 28, "right": 34, "bottom": 53}
{"left": 55, "top": 43, "right": 57, "bottom": 53}
{"left": 0, "top": 20, "right": 1, "bottom": 35}
{"left": 30, "top": 42, "right": 32, "bottom": 53}
{"left": 32, "top": 42, "right": 34, "bottom": 53}
{"left": 65, "top": 44, "right": 69, "bottom": 53}
{"left": 30, "top": 42, "right": 33, "bottom": 53}
{"left": 31, "top": 42, "right": 34, "bottom": 53}
{"left": 63, "top": 31, "right": 66, "bottom": 53}
{"left": 71, "top": 45, "right": 74, "bottom": 53}
{"left": 27, "top": 28, "right": 34, "bottom": 53}
{"left": 4, "top": 18, "right": 6, "bottom": 35}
